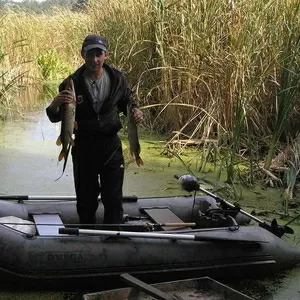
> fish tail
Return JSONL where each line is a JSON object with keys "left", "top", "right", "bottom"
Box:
{"left": 136, "top": 156, "right": 144, "bottom": 167}
{"left": 63, "top": 144, "right": 71, "bottom": 171}
{"left": 55, "top": 144, "right": 71, "bottom": 181}
{"left": 58, "top": 150, "right": 65, "bottom": 161}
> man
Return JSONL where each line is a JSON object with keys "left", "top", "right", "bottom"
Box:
{"left": 46, "top": 34, "right": 144, "bottom": 227}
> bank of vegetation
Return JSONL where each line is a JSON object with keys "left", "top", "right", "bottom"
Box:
{"left": 0, "top": 0, "right": 300, "bottom": 210}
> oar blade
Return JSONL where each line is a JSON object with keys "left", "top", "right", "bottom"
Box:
{"left": 259, "top": 219, "right": 294, "bottom": 237}
{"left": 283, "top": 225, "right": 294, "bottom": 234}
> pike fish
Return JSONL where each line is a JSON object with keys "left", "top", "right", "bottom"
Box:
{"left": 127, "top": 104, "right": 143, "bottom": 166}
{"left": 55, "top": 77, "right": 77, "bottom": 181}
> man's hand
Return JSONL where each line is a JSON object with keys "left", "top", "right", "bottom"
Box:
{"left": 132, "top": 108, "right": 144, "bottom": 124}
{"left": 49, "top": 90, "right": 75, "bottom": 112}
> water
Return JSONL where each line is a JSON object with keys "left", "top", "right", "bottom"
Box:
{"left": 228, "top": 265, "right": 300, "bottom": 300}
{"left": 0, "top": 108, "right": 300, "bottom": 299}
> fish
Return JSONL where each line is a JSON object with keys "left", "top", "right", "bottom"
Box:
{"left": 127, "top": 104, "right": 143, "bottom": 166}
{"left": 55, "top": 77, "right": 77, "bottom": 181}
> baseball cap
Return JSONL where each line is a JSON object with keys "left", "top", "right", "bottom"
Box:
{"left": 82, "top": 34, "right": 109, "bottom": 52}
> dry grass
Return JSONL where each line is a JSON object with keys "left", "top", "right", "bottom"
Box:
{"left": 0, "top": 9, "right": 91, "bottom": 80}
{"left": 0, "top": 0, "right": 299, "bottom": 177}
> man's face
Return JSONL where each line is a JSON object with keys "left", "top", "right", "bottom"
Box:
{"left": 82, "top": 48, "right": 108, "bottom": 72}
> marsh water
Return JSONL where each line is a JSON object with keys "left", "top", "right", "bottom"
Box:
{"left": 0, "top": 106, "right": 300, "bottom": 299}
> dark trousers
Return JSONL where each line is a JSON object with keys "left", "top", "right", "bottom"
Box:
{"left": 72, "top": 134, "right": 124, "bottom": 225}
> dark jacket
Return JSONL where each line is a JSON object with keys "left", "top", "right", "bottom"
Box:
{"left": 46, "top": 63, "right": 136, "bottom": 136}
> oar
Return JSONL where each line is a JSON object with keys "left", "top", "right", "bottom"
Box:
{"left": 0, "top": 222, "right": 196, "bottom": 228}
{"left": 197, "top": 186, "right": 294, "bottom": 237}
{"left": 284, "top": 212, "right": 300, "bottom": 226}
{"left": 174, "top": 174, "right": 294, "bottom": 237}
{"left": 0, "top": 195, "right": 138, "bottom": 202}
{"left": 58, "top": 227, "right": 267, "bottom": 243}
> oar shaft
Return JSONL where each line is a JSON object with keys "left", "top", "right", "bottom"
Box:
{"left": 0, "top": 195, "right": 76, "bottom": 201}
{"left": 160, "top": 223, "right": 195, "bottom": 227}
{"left": 59, "top": 228, "right": 196, "bottom": 240}
{"left": 0, "top": 222, "right": 195, "bottom": 227}
{"left": 0, "top": 195, "right": 138, "bottom": 202}
{"left": 59, "top": 227, "right": 266, "bottom": 242}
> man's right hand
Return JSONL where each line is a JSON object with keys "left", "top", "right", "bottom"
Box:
{"left": 49, "top": 90, "right": 75, "bottom": 112}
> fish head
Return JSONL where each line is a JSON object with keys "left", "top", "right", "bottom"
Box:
{"left": 65, "top": 77, "right": 76, "bottom": 102}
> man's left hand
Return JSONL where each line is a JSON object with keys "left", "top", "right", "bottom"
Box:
{"left": 132, "top": 108, "right": 144, "bottom": 124}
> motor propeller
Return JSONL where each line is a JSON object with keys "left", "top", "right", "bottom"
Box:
{"left": 174, "top": 174, "right": 294, "bottom": 238}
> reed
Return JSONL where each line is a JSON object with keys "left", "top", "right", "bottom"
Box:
{"left": 0, "top": 33, "right": 29, "bottom": 117}
{"left": 264, "top": 34, "right": 300, "bottom": 170}
{"left": 0, "top": 0, "right": 299, "bottom": 184}
{"left": 283, "top": 135, "right": 300, "bottom": 215}
{"left": 0, "top": 8, "right": 91, "bottom": 114}
{"left": 0, "top": 9, "right": 90, "bottom": 81}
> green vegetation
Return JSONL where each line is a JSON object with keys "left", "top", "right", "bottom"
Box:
{"left": 37, "top": 49, "right": 72, "bottom": 80}
{"left": 0, "top": 0, "right": 300, "bottom": 206}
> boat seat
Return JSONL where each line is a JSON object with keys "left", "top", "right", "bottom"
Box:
{"left": 141, "top": 207, "right": 191, "bottom": 231}
{"left": 32, "top": 214, "right": 65, "bottom": 236}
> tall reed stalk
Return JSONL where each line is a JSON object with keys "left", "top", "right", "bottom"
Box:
{"left": 264, "top": 35, "right": 300, "bottom": 169}
{"left": 0, "top": 9, "right": 90, "bottom": 81}
{"left": 1, "top": 0, "right": 299, "bottom": 181}
{"left": 226, "top": 94, "right": 245, "bottom": 184}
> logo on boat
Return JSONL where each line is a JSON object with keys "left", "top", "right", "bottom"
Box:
{"left": 47, "top": 252, "right": 86, "bottom": 262}
{"left": 29, "top": 252, "right": 87, "bottom": 265}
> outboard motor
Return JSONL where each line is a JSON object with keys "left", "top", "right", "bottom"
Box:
{"left": 176, "top": 174, "right": 200, "bottom": 192}
{"left": 174, "top": 174, "right": 250, "bottom": 228}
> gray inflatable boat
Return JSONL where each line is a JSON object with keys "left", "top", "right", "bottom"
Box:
{"left": 0, "top": 194, "right": 297, "bottom": 291}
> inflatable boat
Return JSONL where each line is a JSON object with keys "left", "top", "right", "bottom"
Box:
{"left": 0, "top": 193, "right": 298, "bottom": 291}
